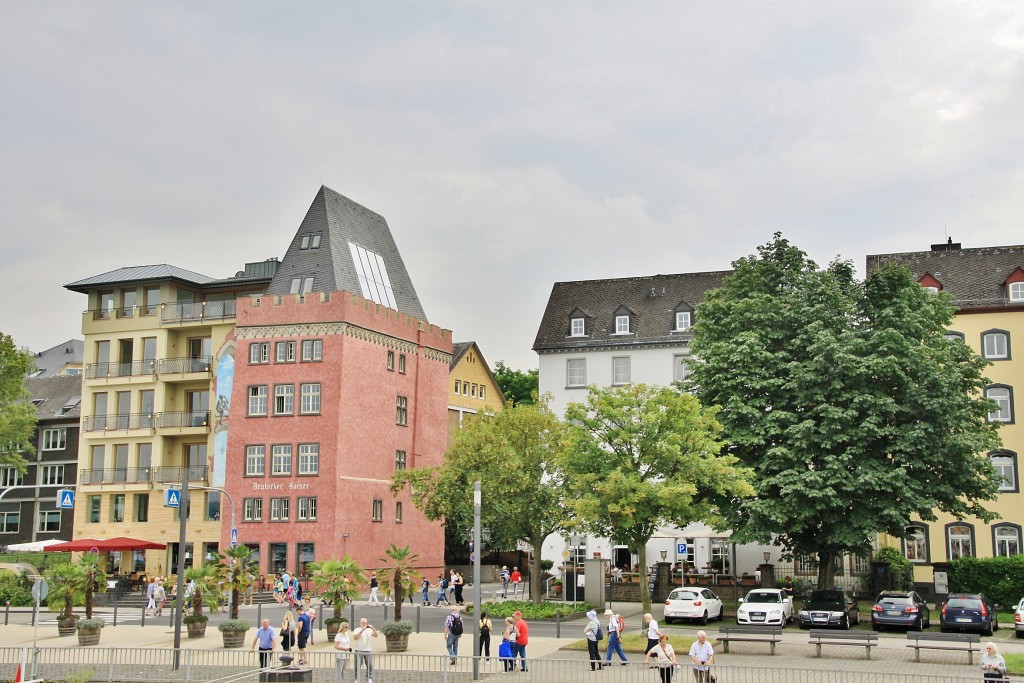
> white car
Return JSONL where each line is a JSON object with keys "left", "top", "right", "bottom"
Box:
{"left": 1015, "top": 597, "right": 1024, "bottom": 639}
{"left": 664, "top": 587, "right": 724, "bottom": 624}
{"left": 736, "top": 588, "right": 793, "bottom": 626}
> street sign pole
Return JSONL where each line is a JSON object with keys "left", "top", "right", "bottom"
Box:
{"left": 31, "top": 579, "right": 48, "bottom": 679}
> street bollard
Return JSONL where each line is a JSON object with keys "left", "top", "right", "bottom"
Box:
{"left": 556, "top": 610, "right": 561, "bottom": 638}
{"left": 113, "top": 602, "right": 118, "bottom": 626}
{"left": 258, "top": 603, "right": 262, "bottom": 625}
{"left": 141, "top": 604, "right": 146, "bottom": 627}
{"left": 415, "top": 605, "right": 421, "bottom": 633}
{"left": 4, "top": 600, "right": 9, "bottom": 626}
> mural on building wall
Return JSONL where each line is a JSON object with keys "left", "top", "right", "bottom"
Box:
{"left": 212, "top": 339, "right": 235, "bottom": 488}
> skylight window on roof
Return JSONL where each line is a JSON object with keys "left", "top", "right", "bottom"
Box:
{"left": 349, "top": 242, "right": 397, "bottom": 309}
{"left": 61, "top": 397, "right": 81, "bottom": 415}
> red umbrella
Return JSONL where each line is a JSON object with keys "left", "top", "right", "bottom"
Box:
{"left": 45, "top": 537, "right": 166, "bottom": 552}
{"left": 43, "top": 538, "right": 106, "bottom": 552}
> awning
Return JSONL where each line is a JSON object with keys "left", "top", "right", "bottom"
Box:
{"left": 4, "top": 539, "right": 69, "bottom": 552}
{"left": 44, "top": 537, "right": 166, "bottom": 552}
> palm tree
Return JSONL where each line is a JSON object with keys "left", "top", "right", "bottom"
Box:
{"left": 45, "top": 562, "right": 85, "bottom": 625}
{"left": 184, "top": 563, "right": 221, "bottom": 620}
{"left": 377, "top": 545, "right": 421, "bottom": 623}
{"left": 217, "top": 545, "right": 254, "bottom": 621}
{"left": 309, "top": 556, "right": 366, "bottom": 628}
{"left": 78, "top": 553, "right": 106, "bottom": 620}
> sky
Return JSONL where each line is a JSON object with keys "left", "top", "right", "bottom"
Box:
{"left": 3, "top": 2, "right": 1023, "bottom": 371}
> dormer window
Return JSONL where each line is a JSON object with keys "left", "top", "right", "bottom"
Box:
{"left": 570, "top": 317, "right": 586, "bottom": 337}
{"left": 675, "top": 311, "right": 691, "bottom": 331}
{"left": 299, "top": 232, "right": 322, "bottom": 250}
{"left": 917, "top": 273, "right": 942, "bottom": 293}
{"left": 1011, "top": 282, "right": 1024, "bottom": 302}
{"left": 615, "top": 315, "right": 630, "bottom": 334}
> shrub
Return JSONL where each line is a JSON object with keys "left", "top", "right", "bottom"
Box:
{"left": 874, "top": 546, "right": 914, "bottom": 591}
{"left": 218, "top": 618, "right": 251, "bottom": 633}
{"left": 380, "top": 619, "right": 413, "bottom": 636}
{"left": 948, "top": 555, "right": 1024, "bottom": 608}
{"left": 467, "top": 599, "right": 598, "bottom": 619}
{"left": 0, "top": 572, "right": 33, "bottom": 607}
{"left": 77, "top": 618, "right": 105, "bottom": 629}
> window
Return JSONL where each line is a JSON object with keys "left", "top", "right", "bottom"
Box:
{"left": 612, "top": 356, "right": 631, "bottom": 385}
{"left": 399, "top": 354, "right": 407, "bottom": 373}
{"left": 300, "top": 234, "right": 310, "bottom": 249}
{"left": 270, "top": 497, "right": 290, "bottom": 521}
{"left": 395, "top": 450, "right": 407, "bottom": 470}
{"left": 300, "top": 383, "right": 321, "bottom": 414}
{"left": 1010, "top": 281, "right": 1024, "bottom": 302}
{"left": 462, "top": 383, "right": 469, "bottom": 396}
{"left": 246, "top": 445, "right": 266, "bottom": 476}
{"left": 944, "top": 330, "right": 965, "bottom": 342}
{"left": 372, "top": 499, "right": 383, "bottom": 521}
{"left": 850, "top": 552, "right": 871, "bottom": 575}
{"left": 111, "top": 494, "right": 125, "bottom": 522}
{"left": 0, "top": 512, "right": 19, "bottom": 533}
{"left": 249, "top": 343, "right": 269, "bottom": 364}
{"left": 37, "top": 510, "right": 60, "bottom": 533}
{"left": 311, "top": 233, "right": 321, "bottom": 249}
{"left": 144, "top": 286, "right": 160, "bottom": 315}
{"left": 387, "top": 351, "right": 395, "bottom": 371}
{"left": 395, "top": 501, "right": 403, "bottom": 523}
{"left": 675, "top": 311, "right": 692, "bottom": 331}
{"left": 947, "top": 523, "right": 974, "bottom": 559}
{"left": 615, "top": 314, "right": 631, "bottom": 334}
{"left": 673, "top": 355, "right": 691, "bottom": 383}
{"left": 270, "top": 543, "right": 287, "bottom": 573}
{"left": 570, "top": 317, "right": 585, "bottom": 337}
{"left": 904, "top": 525, "right": 929, "bottom": 563}
{"left": 298, "top": 497, "right": 317, "bottom": 521}
{"left": 0, "top": 467, "right": 23, "bottom": 487}
{"left": 471, "top": 384, "right": 477, "bottom": 397}
{"left": 982, "top": 330, "right": 1009, "bottom": 360}
{"left": 40, "top": 465, "right": 64, "bottom": 486}
{"left": 795, "top": 552, "right": 817, "bottom": 575}
{"left": 243, "top": 498, "right": 263, "bottom": 521}
{"left": 248, "top": 385, "right": 268, "bottom": 416}
{"left": 88, "top": 495, "right": 101, "bottom": 523}
{"left": 274, "top": 385, "right": 295, "bottom": 415}
{"left": 42, "top": 428, "right": 67, "bottom": 450}
{"left": 480, "top": 386, "right": 486, "bottom": 400}
{"left": 276, "top": 341, "right": 297, "bottom": 363}
{"left": 289, "top": 277, "right": 314, "bottom": 294}
{"left": 205, "top": 491, "right": 220, "bottom": 521}
{"left": 298, "top": 444, "right": 319, "bottom": 475}
{"left": 349, "top": 242, "right": 397, "bottom": 308}
{"left": 985, "top": 385, "right": 1014, "bottom": 423}
{"left": 301, "top": 339, "right": 323, "bottom": 361}
{"left": 454, "top": 380, "right": 461, "bottom": 394}
{"left": 272, "top": 445, "right": 292, "bottom": 475}
{"left": 990, "top": 451, "right": 1018, "bottom": 492}
{"left": 134, "top": 493, "right": 149, "bottom": 522}
{"left": 566, "top": 358, "right": 586, "bottom": 387}
{"left": 396, "top": 396, "right": 408, "bottom": 425}
{"left": 993, "top": 524, "right": 1021, "bottom": 557}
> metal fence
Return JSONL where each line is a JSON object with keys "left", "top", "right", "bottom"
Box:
{"left": 0, "top": 647, "right": 988, "bottom": 683}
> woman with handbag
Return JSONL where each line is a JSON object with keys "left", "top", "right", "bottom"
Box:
{"left": 280, "top": 610, "right": 297, "bottom": 652}
{"left": 981, "top": 642, "right": 1008, "bottom": 681}
{"left": 644, "top": 634, "right": 677, "bottom": 682}
{"left": 333, "top": 621, "right": 352, "bottom": 679}
{"left": 500, "top": 616, "right": 517, "bottom": 672}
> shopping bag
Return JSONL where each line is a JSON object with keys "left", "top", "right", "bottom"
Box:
{"left": 498, "top": 641, "right": 513, "bottom": 659}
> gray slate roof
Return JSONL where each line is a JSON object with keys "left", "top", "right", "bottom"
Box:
{"left": 25, "top": 375, "right": 83, "bottom": 421}
{"left": 533, "top": 271, "right": 731, "bottom": 352}
{"left": 866, "top": 243, "right": 1024, "bottom": 309}
{"left": 266, "top": 186, "right": 428, "bottom": 321}
{"left": 65, "top": 264, "right": 217, "bottom": 292}
{"left": 30, "top": 340, "right": 83, "bottom": 377}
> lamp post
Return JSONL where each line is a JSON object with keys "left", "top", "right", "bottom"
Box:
{"left": 192, "top": 485, "right": 238, "bottom": 613}
{"left": 170, "top": 470, "right": 191, "bottom": 670}
{"left": 471, "top": 482, "right": 482, "bottom": 681}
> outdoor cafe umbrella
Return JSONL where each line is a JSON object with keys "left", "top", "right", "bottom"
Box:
{"left": 44, "top": 537, "right": 166, "bottom": 552}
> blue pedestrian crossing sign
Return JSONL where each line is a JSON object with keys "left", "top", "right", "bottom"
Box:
{"left": 677, "top": 542, "right": 687, "bottom": 554}
{"left": 57, "top": 489, "right": 75, "bottom": 509}
{"left": 164, "top": 489, "right": 181, "bottom": 508}
{"left": 230, "top": 528, "right": 238, "bottom": 548}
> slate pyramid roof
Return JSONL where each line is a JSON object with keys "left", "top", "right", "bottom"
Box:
{"left": 266, "top": 186, "right": 427, "bottom": 321}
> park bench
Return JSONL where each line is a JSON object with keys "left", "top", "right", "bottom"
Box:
{"left": 809, "top": 629, "right": 878, "bottom": 659}
{"left": 906, "top": 632, "right": 980, "bottom": 664}
{"left": 716, "top": 626, "right": 783, "bottom": 655}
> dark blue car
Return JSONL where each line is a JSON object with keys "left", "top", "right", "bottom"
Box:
{"left": 871, "top": 591, "right": 930, "bottom": 631}
{"left": 939, "top": 593, "right": 998, "bottom": 637}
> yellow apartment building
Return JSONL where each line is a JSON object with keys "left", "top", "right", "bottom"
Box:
{"left": 447, "top": 341, "right": 505, "bottom": 443}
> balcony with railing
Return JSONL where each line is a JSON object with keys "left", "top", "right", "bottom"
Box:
{"left": 154, "top": 465, "right": 209, "bottom": 484}
{"left": 81, "top": 411, "right": 209, "bottom": 432}
{"left": 84, "top": 356, "right": 211, "bottom": 380}
{"left": 78, "top": 465, "right": 209, "bottom": 485}
{"left": 86, "top": 300, "right": 235, "bottom": 325}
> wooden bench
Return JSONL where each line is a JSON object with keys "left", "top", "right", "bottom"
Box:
{"left": 907, "top": 632, "right": 980, "bottom": 664}
{"left": 716, "top": 626, "right": 783, "bottom": 655}
{"left": 809, "top": 629, "right": 878, "bottom": 659}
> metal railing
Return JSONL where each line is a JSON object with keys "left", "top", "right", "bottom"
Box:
{"left": 159, "top": 356, "right": 212, "bottom": 374}
{"left": 153, "top": 465, "right": 209, "bottom": 483}
{"left": 161, "top": 300, "right": 236, "bottom": 323}
{"left": 82, "top": 413, "right": 157, "bottom": 432}
{"left": 88, "top": 306, "right": 161, "bottom": 321}
{"left": 85, "top": 360, "right": 158, "bottom": 379}
{"left": 156, "top": 411, "right": 210, "bottom": 428}
{"left": 78, "top": 467, "right": 154, "bottom": 485}
{"left": 0, "top": 647, "right": 986, "bottom": 683}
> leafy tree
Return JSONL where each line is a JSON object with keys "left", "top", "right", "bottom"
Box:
{"left": 689, "top": 234, "right": 1002, "bottom": 589}
{"left": 493, "top": 361, "right": 539, "bottom": 406}
{"left": 0, "top": 570, "right": 33, "bottom": 607}
{"left": 562, "top": 383, "right": 754, "bottom": 613}
{"left": 0, "top": 332, "right": 36, "bottom": 470}
{"left": 392, "top": 398, "right": 575, "bottom": 603}
{"left": 377, "top": 545, "right": 420, "bottom": 623}
{"left": 309, "top": 556, "right": 366, "bottom": 625}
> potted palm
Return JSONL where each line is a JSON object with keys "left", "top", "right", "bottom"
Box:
{"left": 309, "top": 556, "right": 365, "bottom": 638}
{"left": 216, "top": 545, "right": 253, "bottom": 647}
{"left": 183, "top": 563, "right": 221, "bottom": 638}
{"left": 44, "top": 554, "right": 107, "bottom": 643}
{"left": 377, "top": 545, "right": 421, "bottom": 652}
{"left": 76, "top": 554, "right": 107, "bottom": 646}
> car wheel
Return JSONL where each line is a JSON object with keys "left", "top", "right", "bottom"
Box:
{"left": 982, "top": 624, "right": 993, "bottom": 637}
{"left": 912, "top": 617, "right": 923, "bottom": 632}
{"left": 870, "top": 621, "right": 879, "bottom": 631}
{"left": 1015, "top": 630, "right": 1023, "bottom": 639}
{"left": 699, "top": 611, "right": 708, "bottom": 625}
{"left": 718, "top": 607, "right": 724, "bottom": 621}
{"left": 840, "top": 614, "right": 850, "bottom": 630}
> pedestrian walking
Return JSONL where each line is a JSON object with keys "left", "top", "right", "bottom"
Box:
{"left": 280, "top": 610, "right": 297, "bottom": 651}
{"left": 153, "top": 580, "right": 166, "bottom": 617}
{"left": 333, "top": 621, "right": 352, "bottom": 680}
{"left": 368, "top": 576, "right": 381, "bottom": 604}
{"left": 604, "top": 609, "right": 629, "bottom": 664}
{"left": 295, "top": 605, "right": 312, "bottom": 666}
{"left": 479, "top": 610, "right": 492, "bottom": 660}
{"left": 499, "top": 566, "right": 510, "bottom": 598}
{"left": 420, "top": 577, "right": 431, "bottom": 606}
{"left": 434, "top": 574, "right": 451, "bottom": 606}
{"left": 510, "top": 567, "right": 522, "bottom": 596}
{"left": 250, "top": 618, "right": 277, "bottom": 668}
{"left": 584, "top": 609, "right": 604, "bottom": 671}
{"left": 500, "top": 616, "right": 517, "bottom": 672}
{"left": 644, "top": 612, "right": 663, "bottom": 653}
{"left": 513, "top": 610, "right": 529, "bottom": 672}
{"left": 444, "top": 605, "right": 464, "bottom": 664}
{"left": 688, "top": 631, "right": 714, "bottom": 683}
{"left": 645, "top": 634, "right": 677, "bottom": 683}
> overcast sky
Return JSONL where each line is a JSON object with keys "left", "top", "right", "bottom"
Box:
{"left": 3, "top": 2, "right": 1023, "bottom": 370}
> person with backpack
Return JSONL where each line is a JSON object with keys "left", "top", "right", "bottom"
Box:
{"left": 434, "top": 573, "right": 451, "bottom": 606}
{"left": 499, "top": 566, "right": 510, "bottom": 598}
{"left": 420, "top": 577, "right": 432, "bottom": 606}
{"left": 584, "top": 609, "right": 605, "bottom": 671}
{"left": 479, "top": 610, "right": 492, "bottom": 660}
{"left": 604, "top": 609, "right": 629, "bottom": 665}
{"left": 443, "top": 605, "right": 464, "bottom": 664}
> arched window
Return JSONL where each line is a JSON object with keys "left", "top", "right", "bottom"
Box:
{"left": 993, "top": 524, "right": 1021, "bottom": 557}
{"left": 903, "top": 524, "right": 929, "bottom": 563}
{"left": 985, "top": 385, "right": 1014, "bottom": 423}
{"left": 990, "top": 450, "right": 1018, "bottom": 492}
{"left": 981, "top": 330, "right": 1010, "bottom": 360}
{"left": 946, "top": 523, "right": 975, "bottom": 560}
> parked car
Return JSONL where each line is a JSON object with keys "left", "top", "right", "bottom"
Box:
{"left": 870, "top": 591, "right": 930, "bottom": 631}
{"left": 1014, "top": 597, "right": 1023, "bottom": 639}
{"left": 797, "top": 590, "right": 860, "bottom": 629}
{"left": 664, "top": 587, "right": 724, "bottom": 625}
{"left": 736, "top": 588, "right": 793, "bottom": 626}
{"left": 940, "top": 593, "right": 998, "bottom": 636}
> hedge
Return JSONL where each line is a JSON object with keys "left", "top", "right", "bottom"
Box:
{"left": 948, "top": 555, "right": 1024, "bottom": 607}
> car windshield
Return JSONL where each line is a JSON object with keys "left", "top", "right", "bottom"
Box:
{"left": 946, "top": 598, "right": 982, "bottom": 609}
{"left": 746, "top": 592, "right": 781, "bottom": 603}
{"left": 670, "top": 591, "right": 698, "bottom": 601}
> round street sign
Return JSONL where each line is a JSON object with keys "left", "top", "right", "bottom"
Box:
{"left": 32, "top": 579, "right": 49, "bottom": 602}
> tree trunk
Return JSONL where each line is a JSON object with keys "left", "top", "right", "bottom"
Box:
{"left": 638, "top": 545, "right": 650, "bottom": 614}
{"left": 529, "top": 535, "right": 544, "bottom": 604}
{"left": 231, "top": 587, "right": 240, "bottom": 620}
{"left": 393, "top": 572, "right": 404, "bottom": 622}
{"left": 815, "top": 551, "right": 836, "bottom": 590}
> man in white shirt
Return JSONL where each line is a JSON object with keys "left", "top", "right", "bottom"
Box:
{"left": 688, "top": 630, "right": 715, "bottom": 682}
{"left": 644, "top": 612, "right": 663, "bottom": 654}
{"left": 351, "top": 617, "right": 379, "bottom": 683}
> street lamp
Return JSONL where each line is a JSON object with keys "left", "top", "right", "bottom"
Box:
{"left": 660, "top": 550, "right": 668, "bottom": 562}
{"left": 471, "top": 482, "right": 483, "bottom": 681}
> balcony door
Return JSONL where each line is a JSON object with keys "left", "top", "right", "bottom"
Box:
{"left": 186, "top": 390, "right": 209, "bottom": 426}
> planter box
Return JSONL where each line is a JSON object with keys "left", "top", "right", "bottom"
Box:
{"left": 186, "top": 623, "right": 207, "bottom": 639}
{"left": 77, "top": 627, "right": 102, "bottom": 646}
{"left": 222, "top": 632, "right": 246, "bottom": 648}
{"left": 384, "top": 633, "right": 409, "bottom": 652}
{"left": 57, "top": 618, "right": 78, "bottom": 637}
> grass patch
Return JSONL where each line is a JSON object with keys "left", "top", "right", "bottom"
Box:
{"left": 466, "top": 600, "right": 598, "bottom": 620}
{"left": 1005, "top": 653, "right": 1024, "bottom": 676}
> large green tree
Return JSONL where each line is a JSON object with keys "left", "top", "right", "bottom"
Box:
{"left": 689, "top": 234, "right": 1002, "bottom": 589}
{"left": 562, "top": 384, "right": 754, "bottom": 613}
{"left": 391, "top": 398, "right": 574, "bottom": 603}
{"left": 492, "top": 361, "right": 539, "bottom": 406}
{"left": 0, "top": 332, "right": 36, "bottom": 470}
